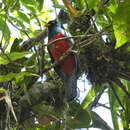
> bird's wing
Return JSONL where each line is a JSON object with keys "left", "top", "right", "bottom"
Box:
{"left": 47, "top": 46, "right": 66, "bottom": 79}
{"left": 47, "top": 47, "right": 55, "bottom": 63}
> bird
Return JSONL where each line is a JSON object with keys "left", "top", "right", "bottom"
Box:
{"left": 45, "top": 20, "right": 80, "bottom": 101}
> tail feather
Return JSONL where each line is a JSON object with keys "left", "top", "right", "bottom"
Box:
{"left": 65, "top": 55, "right": 80, "bottom": 101}
{"left": 65, "top": 73, "right": 77, "bottom": 101}
{"left": 75, "top": 55, "right": 80, "bottom": 78}
{"left": 54, "top": 55, "right": 80, "bottom": 101}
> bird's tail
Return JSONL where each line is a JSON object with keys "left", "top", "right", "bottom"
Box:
{"left": 65, "top": 73, "right": 77, "bottom": 101}
{"left": 65, "top": 55, "right": 80, "bottom": 101}
{"left": 75, "top": 55, "right": 80, "bottom": 78}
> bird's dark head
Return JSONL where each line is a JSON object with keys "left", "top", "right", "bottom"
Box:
{"left": 45, "top": 20, "right": 63, "bottom": 40}
{"left": 44, "top": 20, "right": 59, "bottom": 28}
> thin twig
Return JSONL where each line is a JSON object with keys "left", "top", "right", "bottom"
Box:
{"left": 8, "top": 18, "right": 30, "bottom": 39}
{"left": 97, "top": 103, "right": 110, "bottom": 109}
{"left": 32, "top": 14, "right": 42, "bottom": 30}
{"left": 45, "top": 31, "right": 110, "bottom": 47}
{"left": 80, "top": 37, "right": 97, "bottom": 48}
{"left": 89, "top": 87, "right": 106, "bottom": 109}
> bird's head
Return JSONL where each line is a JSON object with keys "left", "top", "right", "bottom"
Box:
{"left": 44, "top": 20, "right": 64, "bottom": 40}
{"left": 44, "top": 20, "right": 59, "bottom": 28}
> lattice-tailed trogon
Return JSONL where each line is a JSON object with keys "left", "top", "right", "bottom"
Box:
{"left": 45, "top": 20, "right": 80, "bottom": 101}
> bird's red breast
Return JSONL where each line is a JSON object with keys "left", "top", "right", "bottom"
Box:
{"left": 48, "top": 32, "right": 76, "bottom": 74}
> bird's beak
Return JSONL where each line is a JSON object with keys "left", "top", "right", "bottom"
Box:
{"left": 44, "top": 24, "right": 51, "bottom": 27}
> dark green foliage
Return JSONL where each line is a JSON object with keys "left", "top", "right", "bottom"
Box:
{"left": 69, "top": 10, "right": 94, "bottom": 35}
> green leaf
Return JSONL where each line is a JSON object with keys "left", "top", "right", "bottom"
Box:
{"left": 37, "top": 0, "right": 44, "bottom": 11}
{"left": 9, "top": 16, "right": 26, "bottom": 29}
{"left": 10, "top": 0, "right": 20, "bottom": 10}
{"left": 96, "top": 14, "right": 109, "bottom": 29}
{"left": 120, "top": 80, "right": 130, "bottom": 128}
{"left": 10, "top": 38, "right": 23, "bottom": 52}
{"left": 0, "top": 73, "right": 17, "bottom": 82}
{"left": 6, "top": 0, "right": 15, "bottom": 7}
{"left": 110, "top": 0, "right": 130, "bottom": 48}
{"left": 20, "top": 0, "right": 36, "bottom": 13}
{"left": 108, "top": 1, "right": 118, "bottom": 14}
{"left": 53, "top": 0, "right": 65, "bottom": 9}
{"left": 78, "top": 0, "right": 85, "bottom": 8}
{"left": 67, "top": 102, "right": 91, "bottom": 128}
{"left": 0, "top": 17, "right": 10, "bottom": 41}
{"left": 0, "top": 72, "right": 38, "bottom": 82}
{"left": 90, "top": 111, "right": 113, "bottom": 129}
{"left": 15, "top": 71, "right": 39, "bottom": 83}
{"left": 17, "top": 11, "right": 30, "bottom": 23}
{"left": 108, "top": 86, "right": 119, "bottom": 130}
{"left": 81, "top": 84, "right": 102, "bottom": 109}
{"left": 0, "top": 88, "right": 6, "bottom": 93}
{"left": 20, "top": 0, "right": 36, "bottom": 5}
{"left": 126, "top": 81, "right": 130, "bottom": 127}
{"left": 72, "top": 0, "right": 85, "bottom": 9}
{"left": 88, "top": 0, "right": 101, "bottom": 10}
{"left": 0, "top": 52, "right": 31, "bottom": 65}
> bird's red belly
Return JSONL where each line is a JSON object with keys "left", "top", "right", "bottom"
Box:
{"left": 48, "top": 33, "right": 75, "bottom": 74}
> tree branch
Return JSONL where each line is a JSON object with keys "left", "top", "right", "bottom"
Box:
{"left": 21, "top": 29, "right": 47, "bottom": 51}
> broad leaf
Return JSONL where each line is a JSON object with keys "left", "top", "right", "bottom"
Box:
{"left": 37, "top": 0, "right": 44, "bottom": 11}
{"left": 81, "top": 84, "right": 102, "bottom": 109}
{"left": 53, "top": 0, "right": 65, "bottom": 9}
{"left": 20, "top": 0, "right": 36, "bottom": 5}
{"left": 121, "top": 80, "right": 130, "bottom": 128}
{"left": 0, "top": 72, "right": 38, "bottom": 82}
{"left": 20, "top": 0, "right": 37, "bottom": 13}
{"left": 110, "top": 0, "right": 130, "bottom": 48}
{"left": 0, "top": 52, "right": 31, "bottom": 65}
{"left": 96, "top": 14, "right": 109, "bottom": 29}
{"left": 0, "top": 73, "right": 16, "bottom": 82}
{"left": 125, "top": 81, "right": 130, "bottom": 127}
{"left": 0, "top": 17, "right": 10, "bottom": 42}
{"left": 88, "top": 0, "right": 101, "bottom": 10}
{"left": 78, "top": 0, "right": 85, "bottom": 8}
{"left": 17, "top": 11, "right": 30, "bottom": 23}
{"left": 67, "top": 102, "right": 91, "bottom": 128}
{"left": 15, "top": 71, "right": 39, "bottom": 83}
{"left": 0, "top": 88, "right": 6, "bottom": 94}
{"left": 6, "top": 0, "right": 15, "bottom": 7}
{"left": 90, "top": 111, "right": 113, "bottom": 129}
{"left": 108, "top": 86, "right": 119, "bottom": 130}
{"left": 10, "top": 38, "right": 23, "bottom": 52}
